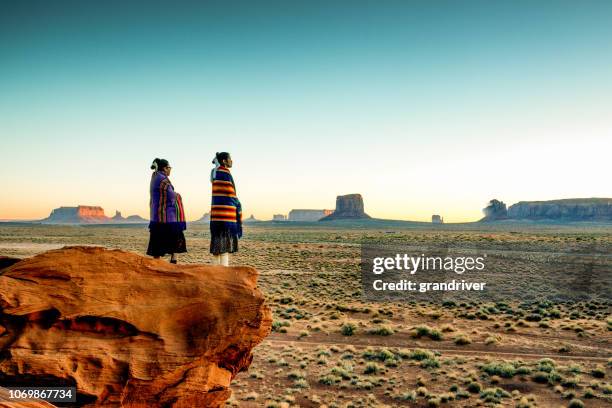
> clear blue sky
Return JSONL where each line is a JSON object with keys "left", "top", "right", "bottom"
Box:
{"left": 2, "top": 1, "right": 611, "bottom": 221}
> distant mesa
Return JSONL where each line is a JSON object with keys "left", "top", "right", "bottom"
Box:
{"left": 481, "top": 198, "right": 612, "bottom": 222}
{"left": 320, "top": 194, "right": 370, "bottom": 221}
{"left": 244, "top": 214, "right": 260, "bottom": 223}
{"left": 42, "top": 206, "right": 147, "bottom": 224}
{"left": 111, "top": 210, "right": 148, "bottom": 224}
{"left": 272, "top": 214, "right": 287, "bottom": 221}
{"left": 43, "top": 205, "right": 108, "bottom": 224}
{"left": 507, "top": 198, "right": 612, "bottom": 221}
{"left": 432, "top": 214, "right": 444, "bottom": 224}
{"left": 480, "top": 199, "right": 508, "bottom": 221}
{"left": 124, "top": 214, "right": 148, "bottom": 223}
{"left": 288, "top": 209, "right": 332, "bottom": 222}
{"left": 193, "top": 212, "right": 211, "bottom": 223}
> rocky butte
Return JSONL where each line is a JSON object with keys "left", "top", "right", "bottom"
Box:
{"left": 288, "top": 209, "right": 332, "bottom": 221}
{"left": 480, "top": 198, "right": 612, "bottom": 222}
{"left": 0, "top": 247, "right": 271, "bottom": 407}
{"left": 43, "top": 206, "right": 109, "bottom": 224}
{"left": 41, "top": 206, "right": 147, "bottom": 224}
{"left": 507, "top": 198, "right": 612, "bottom": 221}
{"left": 480, "top": 199, "right": 509, "bottom": 221}
{"left": 320, "top": 194, "right": 371, "bottom": 220}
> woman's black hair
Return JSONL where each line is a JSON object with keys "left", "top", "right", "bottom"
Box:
{"left": 213, "top": 152, "right": 230, "bottom": 164}
{"left": 151, "top": 158, "right": 169, "bottom": 171}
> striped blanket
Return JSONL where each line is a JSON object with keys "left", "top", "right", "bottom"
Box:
{"left": 149, "top": 171, "right": 186, "bottom": 229}
{"left": 210, "top": 165, "right": 242, "bottom": 237}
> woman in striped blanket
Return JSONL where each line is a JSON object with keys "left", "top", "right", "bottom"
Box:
{"left": 210, "top": 152, "right": 242, "bottom": 266}
{"left": 147, "top": 158, "right": 187, "bottom": 263}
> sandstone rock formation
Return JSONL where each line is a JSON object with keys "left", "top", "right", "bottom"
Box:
{"left": 0, "top": 256, "right": 20, "bottom": 271}
{"left": 41, "top": 206, "right": 147, "bottom": 224}
{"left": 480, "top": 199, "right": 508, "bottom": 221}
{"left": 321, "top": 194, "right": 370, "bottom": 221}
{"left": 431, "top": 215, "right": 444, "bottom": 224}
{"left": 507, "top": 198, "right": 612, "bottom": 221}
{"left": 243, "top": 214, "right": 260, "bottom": 223}
{"left": 288, "top": 209, "right": 332, "bottom": 221}
{"left": 43, "top": 206, "right": 109, "bottom": 224}
{"left": 193, "top": 212, "right": 211, "bottom": 224}
{"left": 0, "top": 247, "right": 271, "bottom": 407}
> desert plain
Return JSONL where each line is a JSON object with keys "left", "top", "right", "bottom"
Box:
{"left": 0, "top": 222, "right": 610, "bottom": 408}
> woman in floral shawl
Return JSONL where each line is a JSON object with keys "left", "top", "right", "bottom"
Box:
{"left": 210, "top": 152, "right": 242, "bottom": 266}
{"left": 147, "top": 158, "right": 187, "bottom": 263}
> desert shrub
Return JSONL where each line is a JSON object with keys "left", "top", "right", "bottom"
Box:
{"left": 421, "top": 358, "right": 441, "bottom": 369}
{"left": 427, "top": 396, "right": 441, "bottom": 407}
{"left": 318, "top": 374, "right": 341, "bottom": 385}
{"left": 548, "top": 371, "right": 562, "bottom": 384}
{"left": 243, "top": 392, "right": 258, "bottom": 401}
{"left": 480, "top": 387, "right": 511, "bottom": 403}
{"left": 397, "top": 391, "right": 416, "bottom": 401}
{"left": 591, "top": 365, "right": 606, "bottom": 378}
{"left": 482, "top": 361, "right": 516, "bottom": 378}
{"left": 340, "top": 322, "right": 357, "bottom": 336}
{"left": 364, "top": 362, "right": 382, "bottom": 374}
{"left": 272, "top": 320, "right": 291, "bottom": 332}
{"left": 416, "top": 386, "right": 429, "bottom": 396}
{"left": 413, "top": 325, "right": 432, "bottom": 337}
{"left": 368, "top": 326, "right": 394, "bottom": 336}
{"left": 455, "top": 389, "right": 470, "bottom": 399}
{"left": 525, "top": 313, "right": 542, "bottom": 322}
{"left": 293, "top": 378, "right": 309, "bottom": 388}
{"left": 409, "top": 348, "right": 435, "bottom": 361}
{"left": 377, "top": 348, "right": 396, "bottom": 361}
{"left": 568, "top": 399, "right": 584, "bottom": 408}
{"left": 454, "top": 334, "right": 471, "bottom": 345}
{"left": 516, "top": 366, "right": 531, "bottom": 375}
{"left": 429, "top": 329, "right": 443, "bottom": 340}
{"left": 331, "top": 366, "right": 352, "bottom": 380}
{"left": 287, "top": 370, "right": 305, "bottom": 380}
{"left": 537, "top": 358, "right": 556, "bottom": 373}
{"left": 467, "top": 382, "right": 481, "bottom": 393}
{"left": 485, "top": 336, "right": 499, "bottom": 345}
{"left": 531, "top": 371, "right": 550, "bottom": 383}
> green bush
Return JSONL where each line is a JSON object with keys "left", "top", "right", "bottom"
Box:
{"left": 591, "top": 366, "right": 606, "bottom": 378}
{"left": 340, "top": 322, "right": 357, "bottom": 336}
{"left": 364, "top": 362, "right": 381, "bottom": 375}
{"left": 421, "top": 358, "right": 441, "bottom": 369}
{"left": 409, "top": 348, "right": 435, "bottom": 361}
{"left": 368, "top": 325, "right": 394, "bottom": 336}
{"left": 568, "top": 399, "right": 584, "bottom": 408}
{"left": 467, "top": 382, "right": 481, "bottom": 393}
{"left": 482, "top": 362, "right": 516, "bottom": 378}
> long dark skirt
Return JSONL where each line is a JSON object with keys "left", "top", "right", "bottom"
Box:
{"left": 147, "top": 223, "right": 187, "bottom": 257}
{"left": 210, "top": 229, "right": 239, "bottom": 255}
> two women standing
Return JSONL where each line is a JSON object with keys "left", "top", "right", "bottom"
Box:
{"left": 146, "top": 152, "right": 242, "bottom": 266}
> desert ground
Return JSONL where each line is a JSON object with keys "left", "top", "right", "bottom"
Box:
{"left": 0, "top": 222, "right": 610, "bottom": 407}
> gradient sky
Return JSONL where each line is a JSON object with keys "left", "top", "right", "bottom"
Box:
{"left": 1, "top": 1, "right": 611, "bottom": 222}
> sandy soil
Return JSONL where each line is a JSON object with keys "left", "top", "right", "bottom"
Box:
{"left": 0, "top": 223, "right": 610, "bottom": 407}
